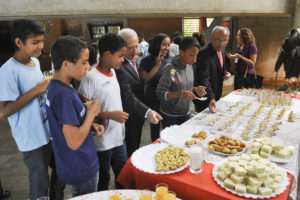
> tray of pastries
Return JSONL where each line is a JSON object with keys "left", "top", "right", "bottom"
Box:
{"left": 131, "top": 143, "right": 189, "bottom": 174}
{"left": 208, "top": 135, "right": 247, "bottom": 155}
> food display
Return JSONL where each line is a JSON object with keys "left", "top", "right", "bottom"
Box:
{"left": 155, "top": 144, "right": 189, "bottom": 172}
{"left": 185, "top": 140, "right": 197, "bottom": 146}
{"left": 208, "top": 135, "right": 246, "bottom": 155}
{"left": 288, "top": 111, "right": 294, "bottom": 122}
{"left": 214, "top": 154, "right": 289, "bottom": 198}
{"left": 192, "top": 131, "right": 207, "bottom": 140}
{"left": 250, "top": 137, "right": 294, "bottom": 161}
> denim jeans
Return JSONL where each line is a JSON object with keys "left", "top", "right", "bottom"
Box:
{"left": 70, "top": 171, "right": 99, "bottom": 197}
{"left": 97, "top": 142, "right": 127, "bottom": 191}
{"left": 23, "top": 142, "right": 52, "bottom": 200}
{"left": 161, "top": 113, "right": 190, "bottom": 129}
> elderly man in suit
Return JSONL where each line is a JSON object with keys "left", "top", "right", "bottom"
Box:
{"left": 194, "top": 26, "right": 231, "bottom": 113}
{"left": 116, "top": 28, "right": 162, "bottom": 158}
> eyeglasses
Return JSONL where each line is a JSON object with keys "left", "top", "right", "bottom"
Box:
{"left": 214, "top": 39, "right": 229, "bottom": 44}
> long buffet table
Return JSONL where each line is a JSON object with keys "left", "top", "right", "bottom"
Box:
{"left": 117, "top": 90, "right": 300, "bottom": 200}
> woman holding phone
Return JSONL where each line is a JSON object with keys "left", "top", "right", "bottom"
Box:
{"left": 139, "top": 33, "right": 171, "bottom": 141}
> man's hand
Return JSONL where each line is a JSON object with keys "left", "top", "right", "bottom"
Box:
{"left": 147, "top": 109, "right": 163, "bottom": 124}
{"left": 110, "top": 111, "right": 129, "bottom": 123}
{"left": 92, "top": 123, "right": 105, "bottom": 138}
{"left": 193, "top": 86, "right": 207, "bottom": 97}
{"left": 209, "top": 99, "right": 217, "bottom": 113}
{"left": 224, "top": 71, "right": 231, "bottom": 81}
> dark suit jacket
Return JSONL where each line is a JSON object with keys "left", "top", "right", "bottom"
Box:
{"left": 194, "top": 42, "right": 228, "bottom": 112}
{"left": 115, "top": 59, "right": 148, "bottom": 119}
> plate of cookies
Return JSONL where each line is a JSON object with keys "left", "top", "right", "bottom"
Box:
{"left": 212, "top": 154, "right": 290, "bottom": 198}
{"left": 160, "top": 125, "right": 210, "bottom": 147}
{"left": 207, "top": 135, "right": 247, "bottom": 156}
{"left": 131, "top": 143, "right": 189, "bottom": 174}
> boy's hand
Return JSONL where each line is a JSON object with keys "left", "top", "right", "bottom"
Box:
{"left": 88, "top": 98, "right": 101, "bottom": 116}
{"left": 37, "top": 79, "right": 50, "bottom": 94}
{"left": 209, "top": 99, "right": 217, "bottom": 113}
{"left": 110, "top": 111, "right": 129, "bottom": 123}
{"left": 193, "top": 86, "right": 207, "bottom": 97}
{"left": 182, "top": 90, "right": 196, "bottom": 100}
{"left": 92, "top": 123, "right": 105, "bottom": 138}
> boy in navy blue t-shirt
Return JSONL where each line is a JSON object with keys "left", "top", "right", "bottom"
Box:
{"left": 46, "top": 35, "right": 104, "bottom": 197}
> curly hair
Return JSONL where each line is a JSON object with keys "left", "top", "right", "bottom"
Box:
{"left": 239, "top": 28, "right": 256, "bottom": 45}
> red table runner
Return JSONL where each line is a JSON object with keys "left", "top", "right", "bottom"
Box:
{"left": 117, "top": 158, "right": 293, "bottom": 200}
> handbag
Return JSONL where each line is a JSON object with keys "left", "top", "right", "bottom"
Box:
{"left": 244, "top": 65, "right": 264, "bottom": 89}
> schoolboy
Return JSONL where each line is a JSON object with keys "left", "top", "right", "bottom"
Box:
{"left": 46, "top": 35, "right": 104, "bottom": 196}
{"left": 78, "top": 33, "right": 128, "bottom": 191}
{"left": 0, "top": 19, "right": 52, "bottom": 200}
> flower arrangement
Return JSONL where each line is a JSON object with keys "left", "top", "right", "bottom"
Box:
{"left": 285, "top": 77, "right": 300, "bottom": 92}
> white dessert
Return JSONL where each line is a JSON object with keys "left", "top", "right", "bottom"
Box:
{"left": 224, "top": 178, "right": 235, "bottom": 190}
{"left": 235, "top": 183, "right": 247, "bottom": 193}
{"left": 258, "top": 187, "right": 272, "bottom": 196}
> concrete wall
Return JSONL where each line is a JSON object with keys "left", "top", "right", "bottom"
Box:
{"left": 0, "top": 0, "right": 294, "bottom": 19}
{"left": 237, "top": 17, "right": 292, "bottom": 79}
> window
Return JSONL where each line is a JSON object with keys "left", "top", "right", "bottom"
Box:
{"left": 88, "top": 23, "right": 122, "bottom": 40}
{"left": 182, "top": 18, "right": 200, "bottom": 36}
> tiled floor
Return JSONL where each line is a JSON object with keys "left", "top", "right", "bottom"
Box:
{"left": 0, "top": 79, "right": 299, "bottom": 199}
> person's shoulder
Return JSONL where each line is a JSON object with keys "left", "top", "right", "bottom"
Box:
{"left": 0, "top": 57, "right": 17, "bottom": 71}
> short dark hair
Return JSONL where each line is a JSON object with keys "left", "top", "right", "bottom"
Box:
{"left": 98, "top": 33, "right": 127, "bottom": 57}
{"left": 172, "top": 31, "right": 181, "bottom": 40}
{"left": 138, "top": 32, "right": 144, "bottom": 38}
{"left": 10, "top": 19, "right": 45, "bottom": 51}
{"left": 173, "top": 36, "right": 182, "bottom": 45}
{"left": 88, "top": 45, "right": 98, "bottom": 66}
{"left": 51, "top": 35, "right": 87, "bottom": 71}
{"left": 192, "top": 32, "right": 207, "bottom": 47}
{"left": 179, "top": 36, "right": 200, "bottom": 51}
{"left": 148, "top": 33, "right": 169, "bottom": 58}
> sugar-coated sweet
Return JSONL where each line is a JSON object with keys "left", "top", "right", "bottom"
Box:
{"left": 235, "top": 166, "right": 246, "bottom": 176}
{"left": 254, "top": 163, "right": 265, "bottom": 174}
{"left": 259, "top": 150, "right": 270, "bottom": 158}
{"left": 240, "top": 153, "right": 251, "bottom": 161}
{"left": 245, "top": 165, "right": 255, "bottom": 175}
{"left": 238, "top": 159, "right": 248, "bottom": 167}
{"left": 228, "top": 156, "right": 239, "bottom": 162}
{"left": 261, "top": 145, "right": 272, "bottom": 153}
{"left": 251, "top": 148, "right": 259, "bottom": 154}
{"left": 258, "top": 187, "right": 272, "bottom": 196}
{"left": 246, "top": 184, "right": 258, "bottom": 194}
{"left": 224, "top": 178, "right": 235, "bottom": 190}
{"left": 248, "top": 177, "right": 263, "bottom": 187}
{"left": 217, "top": 171, "right": 227, "bottom": 182}
{"left": 278, "top": 149, "right": 290, "bottom": 159}
{"left": 235, "top": 183, "right": 247, "bottom": 193}
{"left": 230, "top": 173, "right": 244, "bottom": 184}
{"left": 250, "top": 154, "right": 260, "bottom": 160}
{"left": 270, "top": 182, "right": 280, "bottom": 192}
{"left": 256, "top": 172, "right": 268, "bottom": 181}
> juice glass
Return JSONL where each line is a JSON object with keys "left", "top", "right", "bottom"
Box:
{"left": 109, "top": 194, "right": 122, "bottom": 200}
{"left": 139, "top": 190, "right": 152, "bottom": 200}
{"left": 162, "top": 191, "right": 176, "bottom": 200}
{"left": 155, "top": 183, "right": 168, "bottom": 200}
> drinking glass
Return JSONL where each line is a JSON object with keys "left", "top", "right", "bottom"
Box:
{"left": 189, "top": 146, "right": 203, "bottom": 174}
{"left": 139, "top": 189, "right": 152, "bottom": 200}
{"left": 155, "top": 183, "right": 168, "bottom": 200}
{"left": 163, "top": 191, "right": 176, "bottom": 200}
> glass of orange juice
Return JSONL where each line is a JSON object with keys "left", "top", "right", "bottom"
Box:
{"left": 124, "top": 194, "right": 136, "bottom": 200}
{"left": 109, "top": 194, "right": 122, "bottom": 200}
{"left": 139, "top": 190, "right": 152, "bottom": 200}
{"left": 162, "top": 191, "right": 176, "bottom": 200}
{"left": 155, "top": 183, "right": 168, "bottom": 200}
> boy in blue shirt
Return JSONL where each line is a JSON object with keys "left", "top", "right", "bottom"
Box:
{"left": 0, "top": 19, "right": 53, "bottom": 200}
{"left": 46, "top": 35, "right": 104, "bottom": 197}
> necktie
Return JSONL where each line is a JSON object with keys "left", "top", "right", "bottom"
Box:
{"left": 131, "top": 60, "right": 140, "bottom": 78}
{"left": 217, "top": 51, "right": 223, "bottom": 68}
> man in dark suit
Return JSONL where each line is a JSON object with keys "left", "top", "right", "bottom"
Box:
{"left": 117, "top": 28, "right": 162, "bottom": 158}
{"left": 194, "top": 26, "right": 231, "bottom": 113}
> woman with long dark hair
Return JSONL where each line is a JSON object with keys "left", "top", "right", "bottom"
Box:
{"left": 139, "top": 33, "right": 171, "bottom": 141}
{"left": 227, "top": 28, "right": 258, "bottom": 89}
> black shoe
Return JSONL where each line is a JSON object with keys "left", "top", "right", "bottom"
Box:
{"left": 0, "top": 190, "right": 11, "bottom": 199}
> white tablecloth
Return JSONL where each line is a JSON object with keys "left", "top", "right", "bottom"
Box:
{"left": 69, "top": 189, "right": 181, "bottom": 200}
{"left": 184, "top": 91, "right": 300, "bottom": 200}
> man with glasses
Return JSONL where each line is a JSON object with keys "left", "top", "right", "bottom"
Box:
{"left": 194, "top": 26, "right": 231, "bottom": 113}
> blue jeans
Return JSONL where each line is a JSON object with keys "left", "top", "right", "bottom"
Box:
{"left": 97, "top": 142, "right": 127, "bottom": 191}
{"left": 70, "top": 171, "right": 99, "bottom": 197}
{"left": 161, "top": 113, "right": 190, "bottom": 129}
{"left": 23, "top": 142, "right": 52, "bottom": 200}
